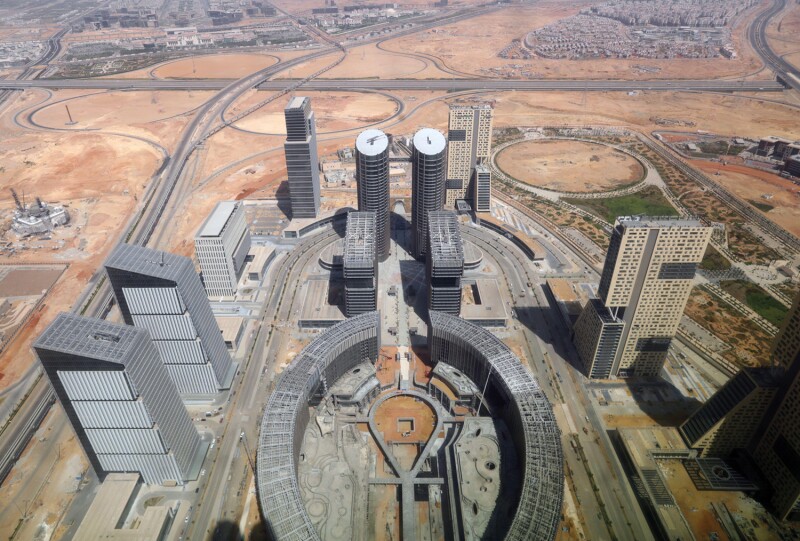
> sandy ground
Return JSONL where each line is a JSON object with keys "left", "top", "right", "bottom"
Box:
{"left": 274, "top": 44, "right": 455, "bottom": 80}
{"left": 152, "top": 53, "right": 280, "bottom": 79}
{"left": 378, "top": 2, "right": 763, "bottom": 80}
{"left": 0, "top": 85, "right": 202, "bottom": 389}
{"left": 31, "top": 90, "right": 213, "bottom": 133}
{"left": 689, "top": 161, "right": 800, "bottom": 237}
{"left": 102, "top": 49, "right": 312, "bottom": 80}
{"left": 496, "top": 139, "right": 644, "bottom": 192}
{"left": 231, "top": 91, "right": 399, "bottom": 134}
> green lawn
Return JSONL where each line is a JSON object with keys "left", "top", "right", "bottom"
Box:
{"left": 720, "top": 279, "right": 788, "bottom": 327}
{"left": 747, "top": 199, "right": 775, "bottom": 213}
{"left": 564, "top": 186, "right": 678, "bottom": 224}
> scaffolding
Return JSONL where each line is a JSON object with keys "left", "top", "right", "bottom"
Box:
{"left": 427, "top": 311, "right": 564, "bottom": 541}
{"left": 256, "top": 312, "right": 381, "bottom": 541}
{"left": 343, "top": 212, "right": 377, "bottom": 316}
{"left": 427, "top": 211, "right": 464, "bottom": 316}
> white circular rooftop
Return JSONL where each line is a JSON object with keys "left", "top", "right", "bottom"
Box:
{"left": 356, "top": 129, "right": 389, "bottom": 156}
{"left": 413, "top": 128, "right": 446, "bottom": 156}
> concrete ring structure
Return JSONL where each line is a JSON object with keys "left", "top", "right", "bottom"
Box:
{"left": 256, "top": 310, "right": 563, "bottom": 541}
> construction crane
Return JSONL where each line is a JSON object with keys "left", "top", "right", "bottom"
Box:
{"left": 365, "top": 132, "right": 387, "bottom": 145}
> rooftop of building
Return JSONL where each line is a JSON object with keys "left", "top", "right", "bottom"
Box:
{"left": 105, "top": 243, "right": 193, "bottom": 282}
{"left": 344, "top": 211, "right": 376, "bottom": 269}
{"left": 587, "top": 298, "right": 621, "bottom": 324}
{"left": 197, "top": 200, "right": 239, "bottom": 238}
{"left": 286, "top": 96, "right": 308, "bottom": 111}
{"left": 299, "top": 279, "right": 345, "bottom": 324}
{"left": 450, "top": 103, "right": 492, "bottom": 111}
{"left": 546, "top": 278, "right": 579, "bottom": 303}
{"left": 474, "top": 163, "right": 491, "bottom": 175}
{"left": 34, "top": 313, "right": 146, "bottom": 362}
{"left": 461, "top": 279, "right": 508, "bottom": 322}
{"left": 249, "top": 245, "right": 275, "bottom": 269}
{"left": 428, "top": 211, "right": 463, "bottom": 266}
{"left": 356, "top": 129, "right": 389, "bottom": 156}
{"left": 215, "top": 316, "right": 244, "bottom": 343}
{"left": 413, "top": 127, "right": 446, "bottom": 155}
{"left": 617, "top": 215, "right": 703, "bottom": 229}
{"left": 617, "top": 427, "right": 695, "bottom": 541}
{"left": 73, "top": 473, "right": 173, "bottom": 541}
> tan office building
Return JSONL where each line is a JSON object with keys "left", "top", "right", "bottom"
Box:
{"left": 445, "top": 104, "right": 493, "bottom": 206}
{"left": 573, "top": 216, "right": 711, "bottom": 378}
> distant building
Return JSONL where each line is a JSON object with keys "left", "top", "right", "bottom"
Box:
{"left": 411, "top": 128, "right": 447, "bottom": 259}
{"left": 472, "top": 164, "right": 492, "bottom": 213}
{"left": 343, "top": 211, "right": 377, "bottom": 316}
{"left": 752, "top": 295, "right": 800, "bottom": 521}
{"left": 680, "top": 368, "right": 781, "bottom": 457}
{"left": 573, "top": 216, "right": 711, "bottom": 378}
{"left": 284, "top": 96, "right": 321, "bottom": 218}
{"left": 104, "top": 243, "right": 235, "bottom": 394}
{"left": 445, "top": 104, "right": 493, "bottom": 207}
{"left": 355, "top": 129, "right": 390, "bottom": 261}
{"left": 427, "top": 211, "right": 464, "bottom": 316}
{"left": 194, "top": 201, "right": 251, "bottom": 297}
{"left": 785, "top": 155, "right": 800, "bottom": 178}
{"left": 34, "top": 314, "right": 203, "bottom": 485}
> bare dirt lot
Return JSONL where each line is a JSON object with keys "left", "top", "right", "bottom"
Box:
{"left": 496, "top": 139, "right": 644, "bottom": 192}
{"left": 0, "top": 267, "right": 64, "bottom": 297}
{"left": 152, "top": 53, "right": 280, "bottom": 79}
{"left": 689, "top": 161, "right": 800, "bottom": 237}
{"left": 31, "top": 90, "right": 213, "bottom": 133}
{"left": 231, "top": 90, "right": 399, "bottom": 134}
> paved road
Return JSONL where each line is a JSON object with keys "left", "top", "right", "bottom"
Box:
{"left": 750, "top": 0, "right": 800, "bottom": 91}
{"left": 0, "top": 78, "right": 785, "bottom": 92}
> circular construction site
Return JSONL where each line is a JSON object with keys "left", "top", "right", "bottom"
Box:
{"left": 495, "top": 139, "right": 645, "bottom": 193}
{"left": 256, "top": 311, "right": 563, "bottom": 541}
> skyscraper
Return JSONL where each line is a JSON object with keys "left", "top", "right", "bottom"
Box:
{"left": 284, "top": 96, "right": 320, "bottom": 218}
{"left": 573, "top": 216, "right": 711, "bottom": 378}
{"left": 445, "top": 104, "right": 493, "bottom": 207}
{"left": 680, "top": 368, "right": 781, "bottom": 457}
{"left": 427, "top": 211, "right": 464, "bottom": 316}
{"left": 34, "top": 313, "right": 203, "bottom": 485}
{"left": 752, "top": 296, "right": 800, "bottom": 521}
{"left": 472, "top": 164, "right": 492, "bottom": 213}
{"left": 343, "top": 211, "right": 377, "bottom": 317}
{"left": 411, "top": 128, "right": 447, "bottom": 260}
{"left": 194, "top": 200, "right": 251, "bottom": 298}
{"left": 105, "top": 243, "right": 236, "bottom": 395}
{"left": 355, "top": 129, "right": 390, "bottom": 261}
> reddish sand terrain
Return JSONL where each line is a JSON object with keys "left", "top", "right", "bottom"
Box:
{"left": 496, "top": 139, "right": 644, "bottom": 192}
{"left": 153, "top": 53, "right": 280, "bottom": 79}
{"left": 689, "top": 161, "right": 800, "bottom": 237}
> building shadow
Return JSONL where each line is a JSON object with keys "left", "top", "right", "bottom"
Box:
{"left": 399, "top": 259, "right": 428, "bottom": 322}
{"left": 209, "top": 519, "right": 243, "bottom": 540}
{"left": 618, "top": 377, "right": 702, "bottom": 427}
{"left": 390, "top": 210, "right": 412, "bottom": 256}
{"left": 275, "top": 181, "right": 292, "bottom": 221}
{"left": 515, "top": 294, "right": 701, "bottom": 427}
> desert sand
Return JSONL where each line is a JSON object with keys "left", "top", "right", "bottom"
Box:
{"left": 153, "top": 53, "right": 280, "bottom": 79}
{"left": 689, "top": 160, "right": 800, "bottom": 237}
{"left": 496, "top": 139, "right": 644, "bottom": 192}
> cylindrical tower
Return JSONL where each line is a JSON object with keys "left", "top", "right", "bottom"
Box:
{"left": 411, "top": 128, "right": 447, "bottom": 260}
{"left": 355, "top": 129, "right": 390, "bottom": 261}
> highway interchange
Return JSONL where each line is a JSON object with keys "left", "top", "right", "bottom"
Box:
{"left": 0, "top": 0, "right": 799, "bottom": 538}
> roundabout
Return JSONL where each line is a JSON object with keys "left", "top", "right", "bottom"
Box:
{"left": 494, "top": 138, "right": 646, "bottom": 195}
